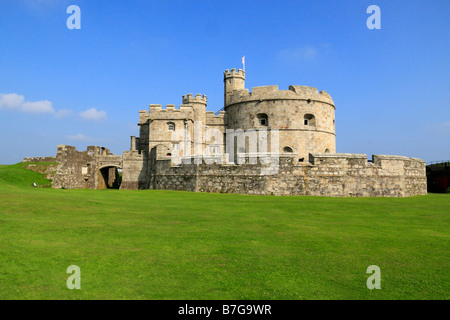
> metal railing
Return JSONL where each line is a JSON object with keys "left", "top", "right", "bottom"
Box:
{"left": 426, "top": 160, "right": 450, "bottom": 166}
{"left": 214, "top": 107, "right": 225, "bottom": 115}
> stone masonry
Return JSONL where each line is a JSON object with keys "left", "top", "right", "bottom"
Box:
{"left": 51, "top": 145, "right": 122, "bottom": 189}
{"left": 146, "top": 146, "right": 426, "bottom": 197}
{"left": 27, "top": 67, "right": 427, "bottom": 196}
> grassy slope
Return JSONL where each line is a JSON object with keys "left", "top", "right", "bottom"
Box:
{"left": 0, "top": 164, "right": 448, "bottom": 300}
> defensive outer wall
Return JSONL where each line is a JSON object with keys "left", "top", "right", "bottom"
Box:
{"left": 50, "top": 145, "right": 123, "bottom": 189}
{"left": 23, "top": 67, "right": 427, "bottom": 197}
{"left": 134, "top": 145, "right": 426, "bottom": 197}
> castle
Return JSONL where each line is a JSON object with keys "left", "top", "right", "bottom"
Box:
{"left": 25, "top": 68, "right": 427, "bottom": 197}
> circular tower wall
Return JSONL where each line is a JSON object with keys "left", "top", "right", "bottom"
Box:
{"left": 225, "top": 84, "right": 336, "bottom": 161}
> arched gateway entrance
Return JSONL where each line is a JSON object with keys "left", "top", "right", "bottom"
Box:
{"left": 98, "top": 165, "right": 122, "bottom": 189}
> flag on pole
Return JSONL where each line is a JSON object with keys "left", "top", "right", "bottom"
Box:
{"left": 242, "top": 56, "right": 245, "bottom": 71}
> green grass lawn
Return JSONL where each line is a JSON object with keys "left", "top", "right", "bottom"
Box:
{"left": 0, "top": 163, "right": 449, "bottom": 300}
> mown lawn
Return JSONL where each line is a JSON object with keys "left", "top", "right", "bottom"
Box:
{"left": 0, "top": 163, "right": 448, "bottom": 299}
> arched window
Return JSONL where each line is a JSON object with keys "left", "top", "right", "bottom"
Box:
{"left": 325, "top": 148, "right": 330, "bottom": 153}
{"left": 256, "top": 113, "right": 268, "bottom": 126}
{"left": 283, "top": 146, "right": 293, "bottom": 153}
{"left": 167, "top": 122, "right": 175, "bottom": 131}
{"left": 304, "top": 114, "right": 316, "bottom": 127}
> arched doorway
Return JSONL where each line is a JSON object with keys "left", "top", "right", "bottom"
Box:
{"left": 98, "top": 166, "right": 122, "bottom": 189}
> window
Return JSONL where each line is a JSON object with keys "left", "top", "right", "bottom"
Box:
{"left": 208, "top": 145, "right": 220, "bottom": 154}
{"left": 257, "top": 113, "right": 268, "bottom": 126}
{"left": 304, "top": 114, "right": 316, "bottom": 127}
{"left": 168, "top": 122, "right": 175, "bottom": 131}
{"left": 325, "top": 148, "right": 330, "bottom": 153}
{"left": 283, "top": 146, "right": 293, "bottom": 153}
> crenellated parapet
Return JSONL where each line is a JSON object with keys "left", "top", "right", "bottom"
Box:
{"left": 206, "top": 110, "right": 227, "bottom": 125}
{"left": 29, "top": 66, "right": 426, "bottom": 197}
{"left": 138, "top": 93, "right": 208, "bottom": 123}
{"left": 226, "top": 84, "right": 335, "bottom": 107}
{"left": 224, "top": 68, "right": 245, "bottom": 80}
{"left": 145, "top": 103, "right": 193, "bottom": 121}
{"left": 182, "top": 93, "right": 207, "bottom": 105}
{"left": 149, "top": 152, "right": 427, "bottom": 197}
{"left": 308, "top": 153, "right": 426, "bottom": 179}
{"left": 148, "top": 104, "right": 192, "bottom": 111}
{"left": 139, "top": 110, "right": 149, "bottom": 124}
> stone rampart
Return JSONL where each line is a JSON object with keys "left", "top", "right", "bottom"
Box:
{"left": 148, "top": 151, "right": 427, "bottom": 197}
{"left": 23, "top": 156, "right": 57, "bottom": 163}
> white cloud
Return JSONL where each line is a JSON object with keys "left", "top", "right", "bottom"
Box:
{"left": 80, "top": 108, "right": 107, "bottom": 121}
{"left": 276, "top": 46, "right": 318, "bottom": 64}
{"left": 21, "top": 100, "right": 54, "bottom": 114}
{"left": 0, "top": 93, "right": 55, "bottom": 114}
{"left": 54, "top": 109, "right": 74, "bottom": 119}
{"left": 0, "top": 93, "right": 25, "bottom": 109}
{"left": 66, "top": 133, "right": 91, "bottom": 141}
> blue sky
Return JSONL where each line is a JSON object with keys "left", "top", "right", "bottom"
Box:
{"left": 0, "top": 0, "right": 449, "bottom": 164}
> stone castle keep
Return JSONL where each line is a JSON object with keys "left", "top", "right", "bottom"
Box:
{"left": 25, "top": 68, "right": 427, "bottom": 197}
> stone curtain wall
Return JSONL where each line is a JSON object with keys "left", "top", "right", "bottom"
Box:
{"left": 301, "top": 154, "right": 427, "bottom": 197}
{"left": 149, "top": 152, "right": 427, "bottom": 197}
{"left": 121, "top": 150, "right": 147, "bottom": 190}
{"left": 150, "top": 159, "right": 269, "bottom": 194}
{"left": 46, "top": 143, "right": 426, "bottom": 196}
{"left": 23, "top": 156, "right": 57, "bottom": 163}
{"left": 52, "top": 145, "right": 123, "bottom": 189}
{"left": 52, "top": 145, "right": 95, "bottom": 189}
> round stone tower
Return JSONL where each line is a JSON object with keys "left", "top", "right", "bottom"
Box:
{"left": 224, "top": 68, "right": 336, "bottom": 161}
{"left": 224, "top": 68, "right": 246, "bottom": 106}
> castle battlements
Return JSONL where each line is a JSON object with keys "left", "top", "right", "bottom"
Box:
{"left": 148, "top": 104, "right": 192, "bottom": 112}
{"left": 206, "top": 111, "right": 227, "bottom": 125}
{"left": 182, "top": 93, "right": 207, "bottom": 105}
{"left": 206, "top": 111, "right": 226, "bottom": 116}
{"left": 224, "top": 68, "right": 245, "bottom": 79}
{"left": 225, "top": 84, "right": 335, "bottom": 107}
{"left": 147, "top": 104, "right": 193, "bottom": 120}
{"left": 37, "top": 66, "right": 426, "bottom": 197}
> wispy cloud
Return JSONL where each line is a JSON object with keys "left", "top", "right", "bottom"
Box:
{"left": 0, "top": 93, "right": 55, "bottom": 114}
{"left": 0, "top": 93, "right": 24, "bottom": 109}
{"left": 54, "top": 109, "right": 74, "bottom": 119}
{"left": 80, "top": 108, "right": 107, "bottom": 121}
{"left": 66, "top": 133, "right": 91, "bottom": 141}
{"left": 276, "top": 46, "right": 318, "bottom": 64}
{"left": 21, "top": 100, "right": 54, "bottom": 114}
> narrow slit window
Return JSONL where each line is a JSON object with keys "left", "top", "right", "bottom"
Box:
{"left": 257, "top": 113, "right": 268, "bottom": 126}
{"left": 304, "top": 114, "right": 316, "bottom": 127}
